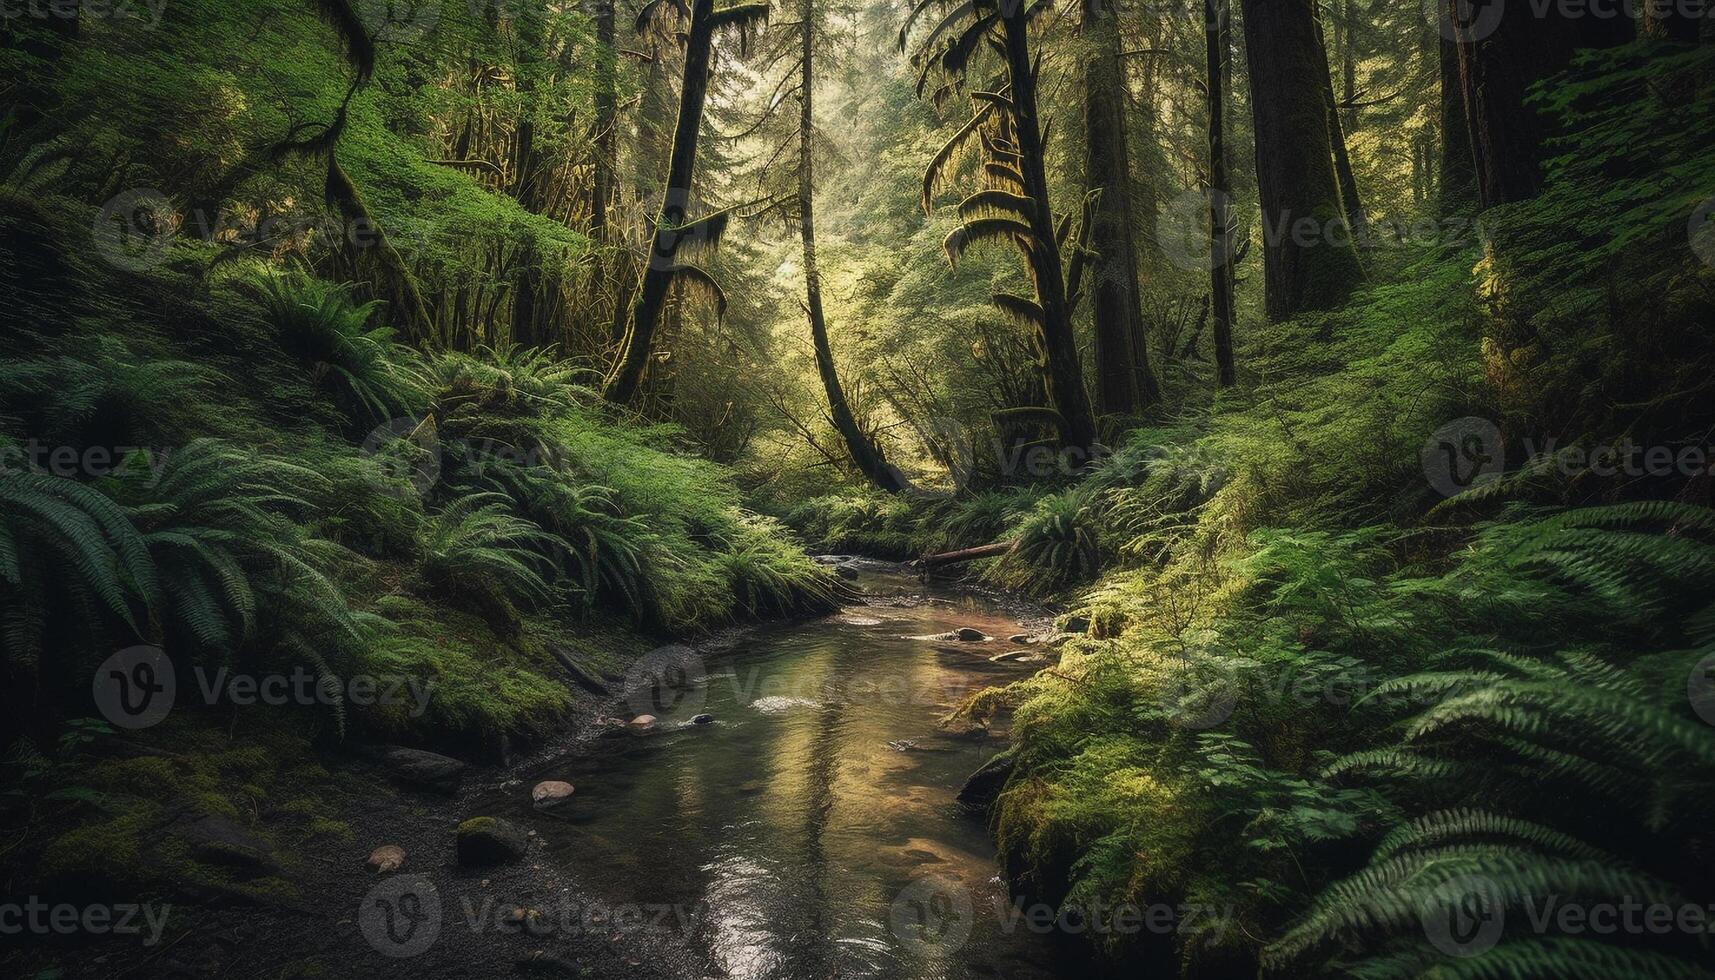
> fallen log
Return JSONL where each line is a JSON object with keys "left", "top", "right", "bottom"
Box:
{"left": 911, "top": 539, "right": 1018, "bottom": 570}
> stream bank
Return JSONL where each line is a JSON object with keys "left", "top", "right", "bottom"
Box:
{"left": 5, "top": 561, "right": 1076, "bottom": 980}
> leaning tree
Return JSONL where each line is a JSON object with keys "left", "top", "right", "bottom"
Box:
{"left": 603, "top": 0, "right": 771, "bottom": 405}
{"left": 901, "top": 0, "right": 1100, "bottom": 452}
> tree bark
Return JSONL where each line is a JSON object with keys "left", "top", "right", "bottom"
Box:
{"left": 799, "top": 0, "right": 908, "bottom": 493}
{"left": 1206, "top": 0, "right": 1236, "bottom": 388}
{"left": 604, "top": 0, "right": 716, "bottom": 405}
{"left": 999, "top": 7, "right": 1098, "bottom": 450}
{"left": 1083, "top": 0, "right": 1159, "bottom": 417}
{"left": 1437, "top": 2, "right": 1477, "bottom": 208}
{"left": 1450, "top": 3, "right": 1632, "bottom": 208}
{"left": 1238, "top": 0, "right": 1364, "bottom": 320}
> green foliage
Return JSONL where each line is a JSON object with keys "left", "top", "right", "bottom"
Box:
{"left": 984, "top": 490, "right": 1102, "bottom": 596}
{"left": 243, "top": 269, "right": 427, "bottom": 429}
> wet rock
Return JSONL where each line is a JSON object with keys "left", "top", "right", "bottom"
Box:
{"left": 1008, "top": 634, "right": 1031, "bottom": 644}
{"left": 628, "top": 714, "right": 658, "bottom": 729}
{"left": 987, "top": 651, "right": 1027, "bottom": 664}
{"left": 1062, "top": 615, "right": 1090, "bottom": 634}
{"left": 456, "top": 817, "right": 529, "bottom": 867}
{"left": 956, "top": 628, "right": 987, "bottom": 642}
{"left": 366, "top": 844, "right": 406, "bottom": 873}
{"left": 887, "top": 739, "right": 918, "bottom": 752}
{"left": 372, "top": 745, "right": 468, "bottom": 794}
{"left": 836, "top": 565, "right": 860, "bottom": 581}
{"left": 177, "top": 814, "right": 276, "bottom": 876}
{"left": 531, "top": 780, "right": 576, "bottom": 809}
{"left": 691, "top": 713, "right": 714, "bottom": 725}
{"left": 957, "top": 753, "right": 1016, "bottom": 814}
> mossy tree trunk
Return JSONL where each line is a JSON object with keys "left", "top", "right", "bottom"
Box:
{"left": 604, "top": 0, "right": 717, "bottom": 405}
{"left": 1082, "top": 0, "right": 1160, "bottom": 417}
{"left": 999, "top": 5, "right": 1098, "bottom": 451}
{"left": 1238, "top": 0, "right": 1364, "bottom": 320}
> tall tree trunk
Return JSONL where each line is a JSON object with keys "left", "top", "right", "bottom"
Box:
{"left": 1437, "top": 2, "right": 1477, "bottom": 208}
{"left": 603, "top": 0, "right": 717, "bottom": 405}
{"left": 999, "top": 7, "right": 1098, "bottom": 450}
{"left": 1238, "top": 0, "right": 1364, "bottom": 320}
{"left": 1318, "top": 16, "right": 1367, "bottom": 243}
{"left": 1206, "top": 0, "right": 1236, "bottom": 388}
{"left": 591, "top": 0, "right": 618, "bottom": 239}
{"left": 1083, "top": 0, "right": 1159, "bottom": 417}
{"left": 798, "top": 1, "right": 908, "bottom": 493}
{"left": 1451, "top": 4, "right": 1632, "bottom": 208}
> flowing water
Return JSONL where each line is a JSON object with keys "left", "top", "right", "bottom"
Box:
{"left": 505, "top": 560, "right": 1071, "bottom": 980}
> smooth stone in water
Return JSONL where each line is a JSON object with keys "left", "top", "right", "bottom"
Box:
{"left": 629, "top": 714, "right": 657, "bottom": 728}
{"left": 956, "top": 627, "right": 987, "bottom": 642}
{"left": 531, "top": 780, "right": 575, "bottom": 808}
{"left": 691, "top": 713, "right": 714, "bottom": 725}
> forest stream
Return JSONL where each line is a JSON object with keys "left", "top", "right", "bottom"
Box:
{"left": 473, "top": 560, "right": 1068, "bottom": 980}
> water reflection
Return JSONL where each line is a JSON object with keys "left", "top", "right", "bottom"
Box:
{"left": 521, "top": 567, "right": 1065, "bottom": 980}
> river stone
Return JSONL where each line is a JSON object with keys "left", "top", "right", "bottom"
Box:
{"left": 836, "top": 565, "right": 859, "bottom": 580}
{"left": 1008, "top": 633, "right": 1031, "bottom": 644}
{"left": 956, "top": 628, "right": 987, "bottom": 642}
{"left": 629, "top": 714, "right": 657, "bottom": 728}
{"left": 457, "top": 817, "right": 530, "bottom": 866}
{"left": 373, "top": 746, "right": 468, "bottom": 794}
{"left": 957, "top": 753, "right": 1016, "bottom": 814}
{"left": 1062, "top": 615, "right": 1091, "bottom": 634}
{"left": 988, "top": 651, "right": 1027, "bottom": 664}
{"left": 691, "top": 713, "right": 714, "bottom": 725}
{"left": 366, "top": 844, "right": 406, "bottom": 873}
{"left": 531, "top": 780, "right": 575, "bottom": 808}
